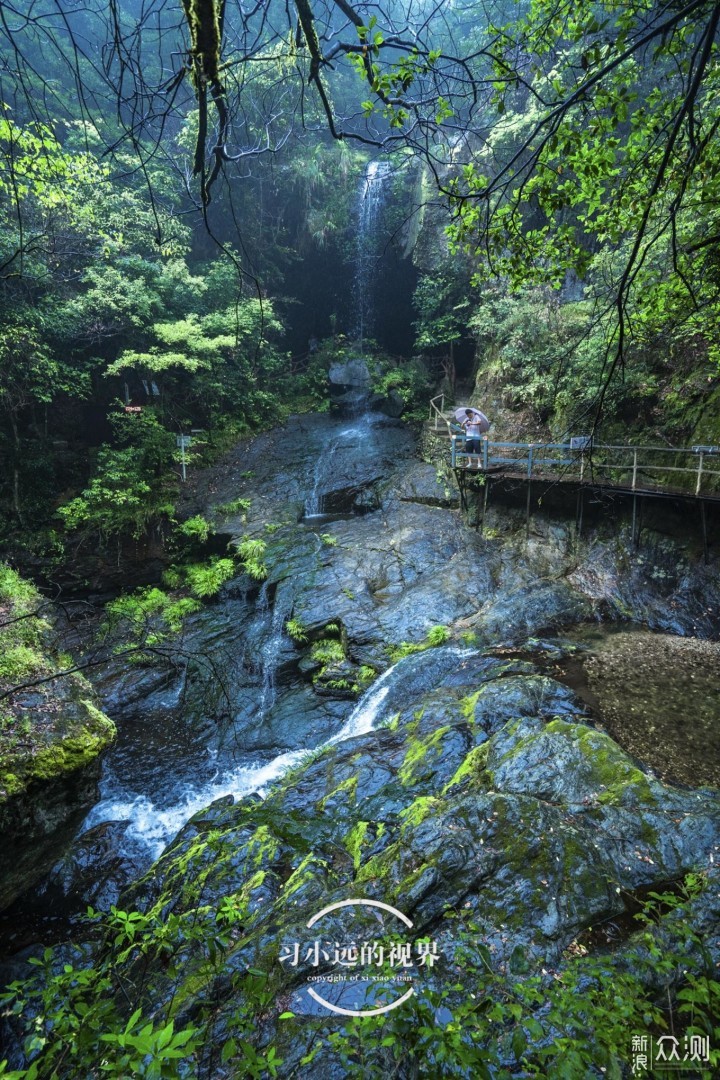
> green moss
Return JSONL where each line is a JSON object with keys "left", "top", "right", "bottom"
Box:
{"left": 281, "top": 853, "right": 328, "bottom": 899}
{"left": 540, "top": 719, "right": 657, "bottom": 806}
{"left": 356, "top": 842, "right": 400, "bottom": 885}
{"left": 398, "top": 796, "right": 440, "bottom": 829}
{"left": 0, "top": 644, "right": 115, "bottom": 804}
{"left": 345, "top": 821, "right": 370, "bottom": 870}
{"left": 1, "top": 773, "right": 22, "bottom": 796}
{"left": 0, "top": 564, "right": 38, "bottom": 606}
{"left": 246, "top": 824, "right": 281, "bottom": 867}
{"left": 442, "top": 743, "right": 490, "bottom": 794}
{"left": 0, "top": 645, "right": 48, "bottom": 681}
{"left": 398, "top": 725, "right": 450, "bottom": 786}
{"left": 319, "top": 773, "right": 358, "bottom": 811}
{"left": 459, "top": 690, "right": 481, "bottom": 725}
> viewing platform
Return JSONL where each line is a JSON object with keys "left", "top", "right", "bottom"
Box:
{"left": 427, "top": 394, "right": 720, "bottom": 554}
{"left": 450, "top": 436, "right": 720, "bottom": 503}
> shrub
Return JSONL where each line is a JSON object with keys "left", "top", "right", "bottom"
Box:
{"left": 184, "top": 558, "right": 236, "bottom": 598}
{"left": 176, "top": 515, "right": 213, "bottom": 543}
{"left": 388, "top": 625, "right": 452, "bottom": 662}
{"left": 237, "top": 537, "right": 268, "bottom": 581}
{"left": 215, "top": 497, "right": 251, "bottom": 517}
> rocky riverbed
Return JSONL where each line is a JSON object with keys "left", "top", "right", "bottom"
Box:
{"left": 1, "top": 409, "right": 719, "bottom": 1074}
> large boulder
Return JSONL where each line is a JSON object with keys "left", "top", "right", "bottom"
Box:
{"left": 328, "top": 359, "right": 371, "bottom": 413}
{"left": 113, "top": 657, "right": 719, "bottom": 1041}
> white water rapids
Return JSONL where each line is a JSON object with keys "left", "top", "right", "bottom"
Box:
{"left": 82, "top": 657, "right": 402, "bottom": 861}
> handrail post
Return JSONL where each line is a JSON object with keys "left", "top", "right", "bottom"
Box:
{"left": 632, "top": 448, "right": 638, "bottom": 490}
{"left": 482, "top": 436, "right": 488, "bottom": 470}
{"left": 527, "top": 444, "right": 534, "bottom": 478}
{"left": 451, "top": 435, "right": 457, "bottom": 469}
{"left": 696, "top": 452, "right": 704, "bottom": 496}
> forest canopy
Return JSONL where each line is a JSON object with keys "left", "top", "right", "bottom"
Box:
{"left": 2, "top": 1, "right": 719, "bottom": 350}
{"left": 1, "top": 0, "right": 720, "bottom": 542}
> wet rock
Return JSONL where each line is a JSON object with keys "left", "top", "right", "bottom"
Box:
{"left": 328, "top": 359, "right": 371, "bottom": 389}
{"left": 474, "top": 581, "right": 594, "bottom": 645}
{"left": 110, "top": 654, "right": 719, "bottom": 1044}
{"left": 0, "top": 695, "right": 115, "bottom": 913}
{"left": 328, "top": 360, "right": 372, "bottom": 414}
{"left": 392, "top": 461, "right": 460, "bottom": 508}
{"left": 44, "top": 820, "right": 145, "bottom": 910}
{"left": 369, "top": 388, "right": 405, "bottom": 417}
{"left": 232, "top": 685, "right": 350, "bottom": 752}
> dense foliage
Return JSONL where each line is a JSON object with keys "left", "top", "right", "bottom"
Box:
{"left": 0, "top": 873, "right": 717, "bottom": 1078}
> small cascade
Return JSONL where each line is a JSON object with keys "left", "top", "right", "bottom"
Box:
{"left": 257, "top": 586, "right": 292, "bottom": 720}
{"left": 324, "top": 663, "right": 397, "bottom": 745}
{"left": 81, "top": 750, "right": 309, "bottom": 863}
{"left": 304, "top": 438, "right": 338, "bottom": 518}
{"left": 354, "top": 160, "right": 392, "bottom": 353}
{"left": 80, "top": 646, "right": 478, "bottom": 863}
{"left": 303, "top": 421, "right": 368, "bottom": 520}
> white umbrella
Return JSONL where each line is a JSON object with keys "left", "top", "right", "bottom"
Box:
{"left": 453, "top": 407, "right": 490, "bottom": 432}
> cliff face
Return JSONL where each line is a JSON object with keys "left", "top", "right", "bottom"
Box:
{"left": 0, "top": 565, "right": 115, "bottom": 910}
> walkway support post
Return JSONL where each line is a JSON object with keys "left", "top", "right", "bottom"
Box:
{"left": 632, "top": 494, "right": 643, "bottom": 548}
{"left": 525, "top": 445, "right": 535, "bottom": 538}
{"left": 480, "top": 477, "right": 490, "bottom": 534}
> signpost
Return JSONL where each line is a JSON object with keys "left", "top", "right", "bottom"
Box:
{"left": 176, "top": 435, "right": 193, "bottom": 482}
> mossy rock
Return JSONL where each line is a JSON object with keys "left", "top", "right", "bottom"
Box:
{"left": 0, "top": 565, "right": 116, "bottom": 909}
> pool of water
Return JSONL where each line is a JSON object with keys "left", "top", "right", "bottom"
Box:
{"left": 537, "top": 625, "right": 720, "bottom": 789}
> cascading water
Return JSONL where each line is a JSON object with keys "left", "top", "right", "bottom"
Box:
{"left": 80, "top": 646, "right": 477, "bottom": 864}
{"left": 257, "top": 586, "right": 293, "bottom": 721}
{"left": 57, "top": 413, "right": 423, "bottom": 892}
{"left": 354, "top": 160, "right": 392, "bottom": 354}
{"left": 303, "top": 419, "right": 374, "bottom": 519}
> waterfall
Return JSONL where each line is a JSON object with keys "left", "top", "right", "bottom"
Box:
{"left": 354, "top": 160, "right": 391, "bottom": 353}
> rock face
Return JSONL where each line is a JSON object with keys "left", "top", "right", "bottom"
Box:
{"left": 0, "top": 566, "right": 116, "bottom": 910}
{"left": 114, "top": 655, "right": 719, "bottom": 1073}
{"left": 0, "top": 673, "right": 115, "bottom": 911}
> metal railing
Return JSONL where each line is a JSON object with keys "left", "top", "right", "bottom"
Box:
{"left": 450, "top": 437, "right": 720, "bottom": 498}
{"left": 428, "top": 393, "right": 447, "bottom": 431}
